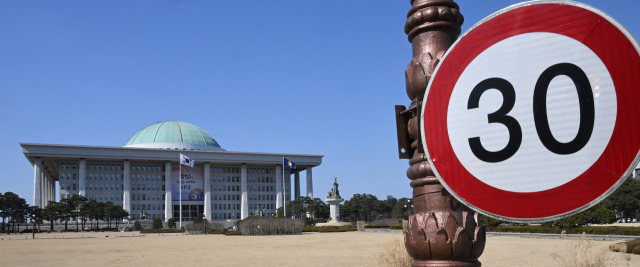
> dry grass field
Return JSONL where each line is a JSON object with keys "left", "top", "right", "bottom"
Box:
{"left": 1, "top": 231, "right": 639, "bottom": 266}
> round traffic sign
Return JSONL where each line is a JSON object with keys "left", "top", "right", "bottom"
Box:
{"left": 421, "top": 0, "right": 640, "bottom": 222}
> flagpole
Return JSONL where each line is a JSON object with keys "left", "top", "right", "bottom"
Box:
{"left": 283, "top": 158, "right": 286, "bottom": 218}
{"left": 179, "top": 161, "right": 182, "bottom": 229}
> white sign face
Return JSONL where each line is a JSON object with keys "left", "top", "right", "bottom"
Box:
{"left": 420, "top": 1, "right": 640, "bottom": 222}
{"left": 447, "top": 32, "right": 617, "bottom": 192}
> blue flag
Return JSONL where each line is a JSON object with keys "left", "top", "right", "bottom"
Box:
{"left": 284, "top": 158, "right": 296, "bottom": 169}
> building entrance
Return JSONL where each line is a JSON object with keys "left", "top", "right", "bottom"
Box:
{"left": 173, "top": 205, "right": 203, "bottom": 221}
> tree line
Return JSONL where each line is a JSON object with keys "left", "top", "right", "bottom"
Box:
{"left": 278, "top": 177, "right": 640, "bottom": 226}
{"left": 481, "top": 177, "right": 640, "bottom": 228}
{"left": 0, "top": 192, "right": 129, "bottom": 233}
{"left": 274, "top": 194, "right": 413, "bottom": 222}
{"left": 339, "top": 194, "right": 413, "bottom": 222}
{"left": 276, "top": 197, "right": 329, "bottom": 219}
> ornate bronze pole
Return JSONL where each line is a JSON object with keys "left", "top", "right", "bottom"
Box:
{"left": 397, "top": 1, "right": 486, "bottom": 266}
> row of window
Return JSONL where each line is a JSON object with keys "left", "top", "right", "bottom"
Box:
{"left": 131, "top": 165, "right": 163, "bottom": 172}
{"left": 87, "top": 164, "right": 122, "bottom": 171}
{"left": 60, "top": 190, "right": 281, "bottom": 204}
{"left": 88, "top": 174, "right": 120, "bottom": 180}
{"left": 88, "top": 184, "right": 122, "bottom": 191}
{"left": 210, "top": 167, "right": 276, "bottom": 175}
{"left": 214, "top": 194, "right": 240, "bottom": 201}
{"left": 60, "top": 163, "right": 77, "bottom": 170}
{"left": 250, "top": 194, "right": 274, "bottom": 201}
{"left": 209, "top": 176, "right": 278, "bottom": 183}
{"left": 249, "top": 177, "right": 274, "bottom": 183}
{"left": 132, "top": 184, "right": 165, "bottom": 191}
{"left": 213, "top": 185, "right": 240, "bottom": 192}
{"left": 61, "top": 183, "right": 77, "bottom": 190}
{"left": 211, "top": 194, "right": 277, "bottom": 202}
{"left": 61, "top": 174, "right": 166, "bottom": 181}
{"left": 132, "top": 204, "right": 165, "bottom": 211}
{"left": 63, "top": 174, "right": 281, "bottom": 183}
{"left": 87, "top": 194, "right": 121, "bottom": 201}
{"left": 62, "top": 166, "right": 292, "bottom": 180}
{"left": 62, "top": 184, "right": 280, "bottom": 195}
{"left": 131, "top": 194, "right": 165, "bottom": 201}
{"left": 211, "top": 176, "right": 239, "bottom": 182}
{"left": 61, "top": 184, "right": 166, "bottom": 191}
{"left": 61, "top": 163, "right": 124, "bottom": 171}
{"left": 214, "top": 203, "right": 239, "bottom": 210}
{"left": 212, "top": 203, "right": 274, "bottom": 211}
{"left": 60, "top": 173, "right": 77, "bottom": 180}
{"left": 61, "top": 163, "right": 166, "bottom": 172}
{"left": 250, "top": 204, "right": 274, "bottom": 210}
{"left": 211, "top": 167, "right": 239, "bottom": 173}
{"left": 62, "top": 163, "right": 291, "bottom": 175}
{"left": 131, "top": 175, "right": 165, "bottom": 181}
{"left": 249, "top": 185, "right": 274, "bottom": 192}
{"left": 247, "top": 168, "right": 272, "bottom": 174}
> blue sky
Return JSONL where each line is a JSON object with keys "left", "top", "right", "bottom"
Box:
{"left": 1, "top": 0, "right": 639, "bottom": 205}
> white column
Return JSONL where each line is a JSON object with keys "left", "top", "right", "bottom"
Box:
{"left": 52, "top": 176, "right": 55, "bottom": 202}
{"left": 306, "top": 167, "right": 313, "bottom": 199}
{"left": 47, "top": 174, "right": 51, "bottom": 204}
{"left": 287, "top": 172, "right": 291, "bottom": 204}
{"left": 47, "top": 173, "right": 52, "bottom": 205}
{"left": 33, "top": 158, "right": 42, "bottom": 207}
{"left": 44, "top": 173, "right": 49, "bottom": 207}
{"left": 50, "top": 174, "right": 54, "bottom": 202}
{"left": 42, "top": 175, "right": 51, "bottom": 207}
{"left": 78, "top": 159, "right": 86, "bottom": 196}
{"left": 294, "top": 171, "right": 300, "bottom": 199}
{"left": 123, "top": 160, "right": 131, "bottom": 216}
{"left": 204, "top": 162, "right": 211, "bottom": 221}
{"left": 275, "top": 165, "right": 283, "bottom": 209}
{"left": 48, "top": 175, "right": 52, "bottom": 204}
{"left": 240, "top": 164, "right": 248, "bottom": 219}
{"left": 52, "top": 177, "right": 56, "bottom": 202}
{"left": 165, "top": 161, "right": 172, "bottom": 220}
{"left": 51, "top": 174, "right": 55, "bottom": 202}
{"left": 41, "top": 169, "right": 45, "bottom": 206}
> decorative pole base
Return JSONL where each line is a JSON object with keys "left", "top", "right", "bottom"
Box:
{"left": 399, "top": 1, "right": 486, "bottom": 266}
{"left": 411, "top": 260, "right": 481, "bottom": 267}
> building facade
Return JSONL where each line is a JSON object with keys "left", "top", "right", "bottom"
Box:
{"left": 22, "top": 121, "right": 322, "bottom": 222}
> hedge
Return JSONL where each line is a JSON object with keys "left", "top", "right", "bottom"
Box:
{"left": 224, "top": 230, "right": 241, "bottom": 236}
{"left": 486, "top": 225, "right": 640, "bottom": 236}
{"left": 365, "top": 225, "right": 390, "bottom": 229}
{"left": 140, "top": 229, "right": 185, "bottom": 234}
{"left": 239, "top": 217, "right": 304, "bottom": 235}
{"left": 390, "top": 223, "right": 403, "bottom": 230}
{"left": 303, "top": 226, "right": 357, "bottom": 232}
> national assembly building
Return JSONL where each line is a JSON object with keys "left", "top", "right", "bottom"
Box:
{"left": 21, "top": 121, "right": 323, "bottom": 222}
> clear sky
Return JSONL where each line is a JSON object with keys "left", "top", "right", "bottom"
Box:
{"left": 1, "top": 0, "right": 639, "bottom": 205}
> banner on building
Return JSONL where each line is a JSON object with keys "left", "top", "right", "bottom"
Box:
{"left": 171, "top": 165, "right": 204, "bottom": 201}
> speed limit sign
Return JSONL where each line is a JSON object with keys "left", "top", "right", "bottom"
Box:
{"left": 421, "top": 0, "right": 640, "bottom": 222}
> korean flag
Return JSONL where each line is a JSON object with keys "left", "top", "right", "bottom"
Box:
{"left": 180, "top": 154, "right": 194, "bottom": 167}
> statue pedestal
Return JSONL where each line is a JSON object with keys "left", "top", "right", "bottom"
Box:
{"left": 325, "top": 197, "right": 344, "bottom": 222}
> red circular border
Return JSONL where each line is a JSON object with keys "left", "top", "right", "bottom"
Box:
{"left": 424, "top": 3, "right": 640, "bottom": 219}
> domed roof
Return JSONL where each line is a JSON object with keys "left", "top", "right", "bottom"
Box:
{"left": 124, "top": 121, "right": 224, "bottom": 151}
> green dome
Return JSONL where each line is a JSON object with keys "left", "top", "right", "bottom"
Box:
{"left": 124, "top": 121, "right": 223, "bottom": 150}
